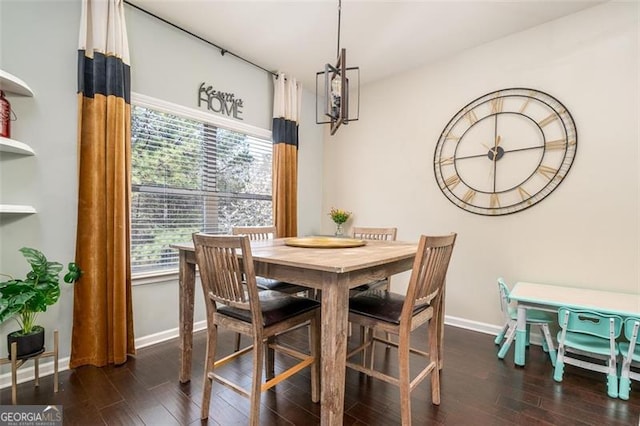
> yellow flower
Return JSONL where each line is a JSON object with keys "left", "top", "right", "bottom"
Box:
{"left": 329, "top": 207, "right": 351, "bottom": 224}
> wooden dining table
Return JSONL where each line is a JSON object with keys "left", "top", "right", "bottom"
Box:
{"left": 171, "top": 237, "right": 418, "bottom": 425}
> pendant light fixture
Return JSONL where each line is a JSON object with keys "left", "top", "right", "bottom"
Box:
{"left": 316, "top": 0, "right": 360, "bottom": 135}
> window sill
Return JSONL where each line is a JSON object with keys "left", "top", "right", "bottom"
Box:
{"left": 132, "top": 270, "right": 181, "bottom": 286}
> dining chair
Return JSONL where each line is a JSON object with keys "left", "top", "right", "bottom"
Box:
{"left": 350, "top": 226, "right": 398, "bottom": 293}
{"left": 346, "top": 233, "right": 456, "bottom": 425}
{"left": 618, "top": 317, "right": 640, "bottom": 400}
{"left": 553, "top": 307, "right": 622, "bottom": 398}
{"left": 495, "top": 278, "right": 556, "bottom": 366}
{"left": 193, "top": 233, "right": 320, "bottom": 425}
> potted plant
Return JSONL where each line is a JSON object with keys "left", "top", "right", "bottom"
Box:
{"left": 0, "top": 247, "right": 81, "bottom": 359}
{"left": 329, "top": 207, "right": 352, "bottom": 237}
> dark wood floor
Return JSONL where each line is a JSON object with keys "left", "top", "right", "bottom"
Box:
{"left": 2, "top": 324, "right": 640, "bottom": 425}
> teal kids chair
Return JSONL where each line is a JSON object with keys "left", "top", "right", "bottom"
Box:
{"left": 553, "top": 308, "right": 622, "bottom": 398}
{"left": 619, "top": 317, "right": 640, "bottom": 400}
{"left": 495, "top": 278, "right": 557, "bottom": 365}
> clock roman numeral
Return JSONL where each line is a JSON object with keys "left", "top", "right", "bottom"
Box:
{"left": 462, "top": 189, "right": 476, "bottom": 203}
{"left": 464, "top": 109, "right": 478, "bottom": 125}
{"left": 445, "top": 134, "right": 460, "bottom": 141}
{"left": 517, "top": 186, "right": 531, "bottom": 202}
{"left": 490, "top": 193, "right": 500, "bottom": 209}
{"left": 519, "top": 97, "right": 532, "bottom": 113}
{"left": 444, "top": 175, "right": 460, "bottom": 190}
{"left": 545, "top": 139, "right": 566, "bottom": 150}
{"left": 536, "top": 165, "right": 558, "bottom": 180}
{"left": 538, "top": 113, "right": 558, "bottom": 128}
{"left": 436, "top": 156, "right": 455, "bottom": 166}
{"left": 490, "top": 97, "right": 503, "bottom": 114}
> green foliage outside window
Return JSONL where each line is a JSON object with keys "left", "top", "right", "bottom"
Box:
{"left": 130, "top": 106, "right": 273, "bottom": 274}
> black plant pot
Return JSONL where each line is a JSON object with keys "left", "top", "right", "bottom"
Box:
{"left": 7, "top": 326, "right": 45, "bottom": 360}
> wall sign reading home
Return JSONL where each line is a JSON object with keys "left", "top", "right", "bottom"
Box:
{"left": 198, "top": 82, "right": 244, "bottom": 120}
{"left": 434, "top": 88, "right": 577, "bottom": 216}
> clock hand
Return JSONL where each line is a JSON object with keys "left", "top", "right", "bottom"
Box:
{"left": 491, "top": 135, "right": 501, "bottom": 192}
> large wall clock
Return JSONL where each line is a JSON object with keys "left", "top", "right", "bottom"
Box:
{"left": 433, "top": 88, "right": 577, "bottom": 216}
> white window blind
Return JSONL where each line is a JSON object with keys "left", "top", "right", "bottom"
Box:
{"left": 131, "top": 103, "right": 273, "bottom": 275}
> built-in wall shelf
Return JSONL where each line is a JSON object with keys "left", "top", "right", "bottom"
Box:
{"left": 0, "top": 137, "right": 35, "bottom": 155}
{"left": 0, "top": 70, "right": 34, "bottom": 97}
{"left": 1, "top": 70, "right": 36, "bottom": 217}
{"left": 0, "top": 204, "right": 37, "bottom": 214}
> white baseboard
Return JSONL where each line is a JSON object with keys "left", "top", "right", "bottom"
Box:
{"left": 444, "top": 314, "right": 503, "bottom": 335}
{"left": 134, "top": 320, "right": 208, "bottom": 349}
{"left": 445, "top": 314, "right": 544, "bottom": 346}
{"left": 2, "top": 316, "right": 531, "bottom": 390}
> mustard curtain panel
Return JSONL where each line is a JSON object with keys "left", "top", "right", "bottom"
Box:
{"left": 272, "top": 73, "right": 302, "bottom": 237}
{"left": 71, "top": 0, "right": 135, "bottom": 368}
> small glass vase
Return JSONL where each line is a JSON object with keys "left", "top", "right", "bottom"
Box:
{"left": 334, "top": 222, "right": 344, "bottom": 237}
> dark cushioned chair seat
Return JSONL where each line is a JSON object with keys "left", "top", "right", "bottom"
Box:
{"left": 349, "top": 289, "right": 429, "bottom": 325}
{"left": 219, "top": 290, "right": 320, "bottom": 327}
{"left": 256, "top": 277, "right": 306, "bottom": 293}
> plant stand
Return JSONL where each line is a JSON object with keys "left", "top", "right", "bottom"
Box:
{"left": 0, "top": 329, "right": 59, "bottom": 404}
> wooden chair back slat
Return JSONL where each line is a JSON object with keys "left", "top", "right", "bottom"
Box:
{"left": 193, "top": 233, "right": 259, "bottom": 311}
{"left": 403, "top": 234, "right": 456, "bottom": 318}
{"left": 352, "top": 226, "right": 397, "bottom": 241}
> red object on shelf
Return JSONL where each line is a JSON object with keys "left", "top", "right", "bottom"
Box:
{"left": 0, "top": 90, "right": 11, "bottom": 138}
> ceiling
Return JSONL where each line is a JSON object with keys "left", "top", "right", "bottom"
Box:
{"left": 126, "top": 0, "right": 604, "bottom": 90}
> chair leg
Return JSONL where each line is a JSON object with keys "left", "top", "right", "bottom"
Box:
{"left": 620, "top": 353, "right": 632, "bottom": 400}
{"left": 365, "top": 327, "right": 376, "bottom": 371}
{"left": 234, "top": 333, "right": 242, "bottom": 352}
{"left": 429, "top": 309, "right": 441, "bottom": 406}
{"left": 540, "top": 324, "right": 556, "bottom": 366}
{"left": 553, "top": 346, "right": 565, "bottom": 382}
{"left": 201, "top": 325, "right": 218, "bottom": 420}
{"left": 494, "top": 323, "right": 509, "bottom": 345}
{"left": 265, "top": 336, "right": 275, "bottom": 380}
{"left": 619, "top": 376, "right": 631, "bottom": 400}
{"left": 398, "top": 331, "right": 412, "bottom": 426}
{"left": 618, "top": 368, "right": 631, "bottom": 401}
{"left": 385, "top": 282, "right": 392, "bottom": 345}
{"left": 310, "top": 314, "right": 321, "bottom": 403}
{"left": 607, "top": 356, "right": 619, "bottom": 398}
{"left": 250, "top": 335, "right": 265, "bottom": 426}
{"left": 497, "top": 323, "right": 516, "bottom": 359}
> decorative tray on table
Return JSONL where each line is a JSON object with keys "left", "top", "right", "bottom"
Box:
{"left": 283, "top": 236, "right": 367, "bottom": 248}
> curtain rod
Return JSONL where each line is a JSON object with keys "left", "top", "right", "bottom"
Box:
{"left": 123, "top": 0, "right": 278, "bottom": 78}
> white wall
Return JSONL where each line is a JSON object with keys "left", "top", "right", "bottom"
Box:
{"left": 0, "top": 0, "right": 324, "bottom": 377}
{"left": 322, "top": 2, "right": 639, "bottom": 327}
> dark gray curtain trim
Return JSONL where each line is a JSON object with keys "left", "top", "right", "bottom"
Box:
{"left": 77, "top": 50, "right": 131, "bottom": 104}
{"left": 272, "top": 118, "right": 298, "bottom": 148}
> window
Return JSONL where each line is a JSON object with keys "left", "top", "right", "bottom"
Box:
{"left": 130, "top": 95, "right": 273, "bottom": 275}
